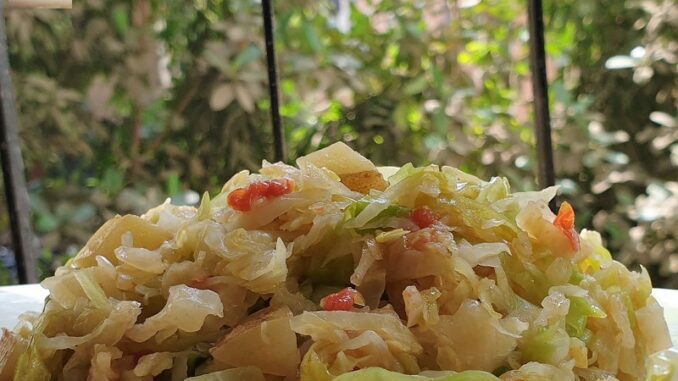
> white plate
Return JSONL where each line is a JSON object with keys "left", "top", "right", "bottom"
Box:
{"left": 0, "top": 284, "right": 48, "bottom": 329}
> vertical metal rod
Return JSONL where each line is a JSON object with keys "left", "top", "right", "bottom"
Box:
{"left": 261, "top": 0, "right": 286, "bottom": 163}
{"left": 527, "top": 0, "right": 556, "bottom": 193}
{"left": 0, "top": 5, "right": 38, "bottom": 284}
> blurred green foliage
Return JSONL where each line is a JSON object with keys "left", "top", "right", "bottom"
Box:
{"left": 0, "top": 0, "right": 675, "bottom": 286}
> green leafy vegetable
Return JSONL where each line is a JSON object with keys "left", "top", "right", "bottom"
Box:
{"left": 344, "top": 197, "right": 409, "bottom": 221}
{"left": 565, "top": 296, "right": 606, "bottom": 338}
{"left": 388, "top": 163, "right": 421, "bottom": 186}
{"left": 520, "top": 325, "right": 569, "bottom": 365}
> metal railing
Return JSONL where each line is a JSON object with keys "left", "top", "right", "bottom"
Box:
{"left": 0, "top": 0, "right": 555, "bottom": 284}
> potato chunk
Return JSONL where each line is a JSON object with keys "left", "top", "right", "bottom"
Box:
{"left": 210, "top": 306, "right": 300, "bottom": 378}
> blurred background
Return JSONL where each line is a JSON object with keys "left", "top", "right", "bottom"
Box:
{"left": 0, "top": 0, "right": 676, "bottom": 287}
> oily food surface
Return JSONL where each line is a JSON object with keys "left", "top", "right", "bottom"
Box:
{"left": 7, "top": 143, "right": 673, "bottom": 381}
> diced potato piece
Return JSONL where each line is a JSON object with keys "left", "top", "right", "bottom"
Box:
{"left": 339, "top": 170, "right": 388, "bottom": 194}
{"left": 74, "top": 215, "right": 172, "bottom": 268}
{"left": 297, "top": 142, "right": 376, "bottom": 175}
{"left": 0, "top": 329, "right": 25, "bottom": 380}
{"left": 210, "top": 306, "right": 300, "bottom": 377}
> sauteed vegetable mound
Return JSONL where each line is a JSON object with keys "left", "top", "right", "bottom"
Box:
{"left": 3, "top": 143, "right": 672, "bottom": 381}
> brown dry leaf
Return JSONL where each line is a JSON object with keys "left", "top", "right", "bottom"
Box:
{"left": 235, "top": 83, "right": 255, "bottom": 113}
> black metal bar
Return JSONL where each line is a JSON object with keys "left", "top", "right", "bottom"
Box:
{"left": 0, "top": 5, "right": 38, "bottom": 284}
{"left": 527, "top": 0, "right": 556, "bottom": 193}
{"left": 261, "top": 0, "right": 286, "bottom": 163}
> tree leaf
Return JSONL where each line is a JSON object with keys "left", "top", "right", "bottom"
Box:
{"left": 36, "top": 212, "right": 59, "bottom": 234}
{"left": 166, "top": 173, "right": 180, "bottom": 197}
{"left": 302, "top": 20, "right": 322, "bottom": 53}
{"left": 403, "top": 76, "right": 428, "bottom": 95}
{"left": 210, "top": 83, "right": 235, "bottom": 111}
{"left": 235, "top": 84, "right": 255, "bottom": 113}
{"left": 203, "top": 49, "right": 232, "bottom": 74}
{"left": 232, "top": 45, "right": 261, "bottom": 71}
{"left": 101, "top": 167, "right": 124, "bottom": 195}
{"left": 111, "top": 7, "right": 129, "bottom": 36}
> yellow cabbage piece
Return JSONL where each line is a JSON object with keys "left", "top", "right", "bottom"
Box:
{"left": 88, "top": 344, "right": 122, "bottom": 381}
{"left": 42, "top": 300, "right": 140, "bottom": 350}
{"left": 636, "top": 299, "right": 673, "bottom": 354}
{"left": 402, "top": 286, "right": 441, "bottom": 328}
{"left": 73, "top": 214, "right": 171, "bottom": 268}
{"left": 501, "top": 362, "right": 574, "bottom": 381}
{"left": 115, "top": 246, "right": 167, "bottom": 275}
{"left": 133, "top": 352, "right": 174, "bottom": 377}
{"left": 297, "top": 142, "right": 378, "bottom": 176}
{"left": 126, "top": 285, "right": 223, "bottom": 343}
{"left": 421, "top": 300, "right": 526, "bottom": 372}
{"left": 577, "top": 229, "right": 613, "bottom": 274}
{"left": 210, "top": 306, "right": 300, "bottom": 378}
{"left": 204, "top": 226, "right": 288, "bottom": 294}
{"left": 292, "top": 310, "right": 422, "bottom": 377}
{"left": 515, "top": 202, "right": 574, "bottom": 258}
{"left": 0, "top": 329, "right": 25, "bottom": 380}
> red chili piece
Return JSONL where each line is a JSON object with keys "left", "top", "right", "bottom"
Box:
{"left": 554, "top": 201, "right": 580, "bottom": 251}
{"left": 411, "top": 206, "right": 438, "bottom": 228}
{"left": 320, "top": 288, "right": 362, "bottom": 311}
{"left": 227, "top": 178, "right": 294, "bottom": 212}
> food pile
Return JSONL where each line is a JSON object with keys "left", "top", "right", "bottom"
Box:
{"left": 1, "top": 143, "right": 673, "bottom": 381}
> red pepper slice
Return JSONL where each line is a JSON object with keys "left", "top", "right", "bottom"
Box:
{"left": 411, "top": 207, "right": 438, "bottom": 229}
{"left": 227, "top": 178, "right": 294, "bottom": 212}
{"left": 554, "top": 201, "right": 580, "bottom": 251}
{"left": 320, "top": 288, "right": 364, "bottom": 311}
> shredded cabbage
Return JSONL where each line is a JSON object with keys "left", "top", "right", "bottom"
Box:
{"left": 126, "top": 285, "right": 223, "bottom": 343}
{"left": 5, "top": 142, "right": 672, "bottom": 380}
